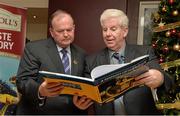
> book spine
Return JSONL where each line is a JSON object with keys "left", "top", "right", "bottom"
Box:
{"left": 39, "top": 73, "right": 96, "bottom": 85}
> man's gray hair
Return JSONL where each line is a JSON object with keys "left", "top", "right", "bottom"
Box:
{"left": 100, "top": 9, "right": 129, "bottom": 28}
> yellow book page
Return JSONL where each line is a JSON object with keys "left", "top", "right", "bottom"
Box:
{"left": 44, "top": 78, "right": 102, "bottom": 103}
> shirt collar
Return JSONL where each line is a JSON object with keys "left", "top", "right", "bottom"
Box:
{"left": 109, "top": 43, "right": 126, "bottom": 58}
{"left": 56, "top": 45, "right": 71, "bottom": 54}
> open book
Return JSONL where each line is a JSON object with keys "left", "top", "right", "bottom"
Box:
{"left": 39, "top": 55, "right": 149, "bottom": 104}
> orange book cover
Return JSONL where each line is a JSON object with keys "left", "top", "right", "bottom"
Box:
{"left": 39, "top": 55, "right": 149, "bottom": 104}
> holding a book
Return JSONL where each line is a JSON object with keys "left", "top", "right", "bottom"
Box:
{"left": 82, "top": 9, "right": 173, "bottom": 115}
{"left": 40, "top": 55, "right": 150, "bottom": 104}
{"left": 16, "top": 8, "right": 173, "bottom": 115}
{"left": 15, "top": 10, "right": 92, "bottom": 115}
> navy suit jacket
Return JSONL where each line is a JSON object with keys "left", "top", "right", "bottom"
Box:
{"left": 85, "top": 44, "right": 172, "bottom": 115}
{"left": 16, "top": 38, "right": 87, "bottom": 114}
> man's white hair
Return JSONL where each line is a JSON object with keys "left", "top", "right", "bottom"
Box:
{"left": 100, "top": 9, "right": 129, "bottom": 28}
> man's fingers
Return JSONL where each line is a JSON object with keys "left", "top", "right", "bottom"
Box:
{"left": 82, "top": 98, "right": 93, "bottom": 107}
{"left": 48, "top": 85, "right": 64, "bottom": 92}
{"left": 46, "top": 82, "right": 62, "bottom": 89}
{"left": 73, "top": 95, "right": 94, "bottom": 110}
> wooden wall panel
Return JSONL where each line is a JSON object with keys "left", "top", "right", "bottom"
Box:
{"left": 126, "top": 0, "right": 140, "bottom": 44}
{"left": 48, "top": 0, "right": 127, "bottom": 54}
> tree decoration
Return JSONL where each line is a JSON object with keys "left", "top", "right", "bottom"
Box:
{"left": 153, "top": 21, "right": 180, "bottom": 32}
{"left": 172, "top": 10, "right": 178, "bottom": 16}
{"left": 161, "top": 59, "right": 180, "bottom": 69}
{"left": 165, "top": 31, "right": 171, "bottom": 37}
{"left": 168, "top": 0, "right": 175, "bottom": 5}
{"left": 163, "top": 45, "right": 169, "bottom": 53}
{"left": 173, "top": 44, "right": 180, "bottom": 51}
{"left": 171, "top": 29, "right": 177, "bottom": 36}
{"left": 159, "top": 56, "right": 164, "bottom": 63}
{"left": 151, "top": 0, "right": 180, "bottom": 114}
{"left": 162, "top": 5, "right": 167, "bottom": 12}
{"left": 152, "top": 42, "right": 157, "bottom": 48}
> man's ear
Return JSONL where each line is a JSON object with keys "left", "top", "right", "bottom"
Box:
{"left": 123, "top": 28, "right": 129, "bottom": 38}
{"left": 49, "top": 27, "right": 54, "bottom": 37}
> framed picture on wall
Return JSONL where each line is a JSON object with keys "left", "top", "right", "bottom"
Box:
{"left": 137, "top": 1, "right": 160, "bottom": 45}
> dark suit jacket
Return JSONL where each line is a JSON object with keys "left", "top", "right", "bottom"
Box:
{"left": 85, "top": 44, "right": 172, "bottom": 115}
{"left": 16, "top": 38, "right": 87, "bottom": 114}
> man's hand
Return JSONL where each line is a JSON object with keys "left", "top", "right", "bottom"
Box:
{"left": 134, "top": 69, "right": 164, "bottom": 89}
{"left": 73, "top": 94, "right": 94, "bottom": 110}
{"left": 39, "top": 81, "right": 64, "bottom": 97}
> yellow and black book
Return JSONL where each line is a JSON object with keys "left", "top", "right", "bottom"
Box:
{"left": 39, "top": 55, "right": 149, "bottom": 104}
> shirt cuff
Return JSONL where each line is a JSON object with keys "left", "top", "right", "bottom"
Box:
{"left": 38, "top": 92, "right": 46, "bottom": 106}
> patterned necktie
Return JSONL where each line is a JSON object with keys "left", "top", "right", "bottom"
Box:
{"left": 113, "top": 52, "right": 124, "bottom": 64}
{"left": 113, "top": 52, "right": 126, "bottom": 114}
{"left": 61, "top": 49, "right": 70, "bottom": 74}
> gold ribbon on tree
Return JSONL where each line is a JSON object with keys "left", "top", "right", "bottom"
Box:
{"left": 153, "top": 21, "right": 180, "bottom": 32}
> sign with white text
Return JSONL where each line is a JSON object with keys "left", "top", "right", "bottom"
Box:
{"left": 0, "top": 3, "right": 26, "bottom": 114}
{"left": 0, "top": 3, "right": 27, "bottom": 92}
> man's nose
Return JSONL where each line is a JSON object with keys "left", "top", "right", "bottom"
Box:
{"left": 106, "top": 29, "right": 112, "bottom": 36}
{"left": 63, "top": 30, "right": 68, "bottom": 37}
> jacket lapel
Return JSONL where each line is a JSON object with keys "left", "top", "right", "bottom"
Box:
{"left": 99, "top": 48, "right": 110, "bottom": 65}
{"left": 98, "top": 48, "right": 115, "bottom": 114}
{"left": 124, "top": 44, "right": 136, "bottom": 63}
{"left": 70, "top": 45, "right": 79, "bottom": 75}
{"left": 46, "top": 38, "right": 64, "bottom": 73}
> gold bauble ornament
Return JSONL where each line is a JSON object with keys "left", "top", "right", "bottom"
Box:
{"left": 173, "top": 44, "right": 180, "bottom": 51}
{"left": 172, "top": 10, "right": 178, "bottom": 16}
{"left": 162, "top": 6, "right": 167, "bottom": 12}
{"left": 165, "top": 31, "right": 171, "bottom": 37}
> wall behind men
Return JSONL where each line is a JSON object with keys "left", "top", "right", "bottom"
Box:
{"left": 27, "top": 23, "right": 47, "bottom": 41}
{"left": 49, "top": 0, "right": 159, "bottom": 54}
{"left": 48, "top": 0, "right": 127, "bottom": 54}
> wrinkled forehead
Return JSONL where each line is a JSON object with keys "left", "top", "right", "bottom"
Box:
{"left": 51, "top": 14, "right": 74, "bottom": 25}
{"left": 101, "top": 17, "right": 121, "bottom": 27}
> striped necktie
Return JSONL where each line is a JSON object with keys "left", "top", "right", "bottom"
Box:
{"left": 113, "top": 52, "right": 124, "bottom": 64}
{"left": 113, "top": 52, "right": 126, "bottom": 114}
{"left": 61, "top": 49, "right": 70, "bottom": 74}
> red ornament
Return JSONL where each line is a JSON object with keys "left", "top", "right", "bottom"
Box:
{"left": 152, "top": 44, "right": 156, "bottom": 48}
{"left": 163, "top": 45, "right": 169, "bottom": 53}
{"left": 152, "top": 41, "right": 157, "bottom": 48}
{"left": 171, "top": 29, "right": 176, "bottom": 36}
{"left": 159, "top": 57, "right": 164, "bottom": 63}
{"left": 168, "top": 0, "right": 174, "bottom": 5}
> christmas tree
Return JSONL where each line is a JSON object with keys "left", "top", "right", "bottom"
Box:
{"left": 151, "top": 0, "right": 180, "bottom": 115}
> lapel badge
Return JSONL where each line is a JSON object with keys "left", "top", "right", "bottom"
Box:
{"left": 73, "top": 60, "right": 78, "bottom": 65}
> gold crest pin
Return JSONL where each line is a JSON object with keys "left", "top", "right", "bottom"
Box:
{"left": 73, "top": 60, "right": 78, "bottom": 64}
